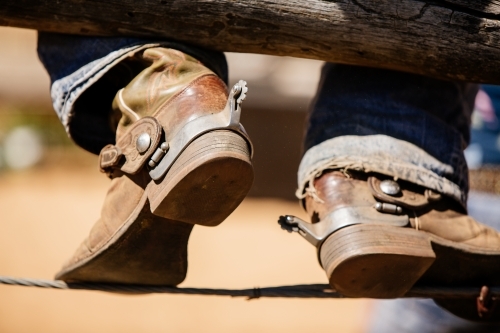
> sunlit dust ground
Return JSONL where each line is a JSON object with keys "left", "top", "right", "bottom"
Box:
{"left": 0, "top": 164, "right": 372, "bottom": 333}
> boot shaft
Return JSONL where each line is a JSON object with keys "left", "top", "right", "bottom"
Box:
{"left": 112, "top": 48, "right": 227, "bottom": 139}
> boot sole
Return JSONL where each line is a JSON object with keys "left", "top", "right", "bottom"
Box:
{"left": 147, "top": 129, "right": 254, "bottom": 226}
{"left": 320, "top": 224, "right": 500, "bottom": 298}
{"left": 55, "top": 130, "right": 253, "bottom": 285}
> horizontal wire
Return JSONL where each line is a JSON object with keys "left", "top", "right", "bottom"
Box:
{"left": 1, "top": 275, "right": 498, "bottom": 299}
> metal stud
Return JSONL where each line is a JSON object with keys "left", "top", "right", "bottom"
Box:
{"left": 160, "top": 142, "right": 169, "bottom": 151}
{"left": 375, "top": 202, "right": 403, "bottom": 214}
{"left": 148, "top": 141, "right": 169, "bottom": 168}
{"left": 380, "top": 179, "right": 401, "bottom": 196}
{"left": 136, "top": 133, "right": 151, "bottom": 154}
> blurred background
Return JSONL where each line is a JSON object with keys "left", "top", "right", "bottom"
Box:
{"left": 0, "top": 27, "right": 372, "bottom": 333}
{"left": 1, "top": 26, "right": 500, "bottom": 333}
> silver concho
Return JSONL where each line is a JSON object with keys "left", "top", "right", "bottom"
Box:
{"left": 136, "top": 133, "right": 151, "bottom": 154}
{"left": 380, "top": 179, "right": 401, "bottom": 196}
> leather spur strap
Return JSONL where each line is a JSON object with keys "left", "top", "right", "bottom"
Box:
{"left": 368, "top": 175, "right": 441, "bottom": 210}
{"left": 99, "top": 116, "right": 163, "bottom": 175}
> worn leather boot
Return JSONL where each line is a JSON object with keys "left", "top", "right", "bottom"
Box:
{"left": 281, "top": 170, "right": 500, "bottom": 319}
{"left": 55, "top": 48, "right": 254, "bottom": 285}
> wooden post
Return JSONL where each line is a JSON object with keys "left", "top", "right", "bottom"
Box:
{"left": 1, "top": 0, "right": 500, "bottom": 83}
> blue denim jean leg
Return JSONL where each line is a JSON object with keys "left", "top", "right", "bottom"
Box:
{"left": 37, "top": 33, "right": 227, "bottom": 154}
{"left": 299, "top": 63, "right": 478, "bottom": 207}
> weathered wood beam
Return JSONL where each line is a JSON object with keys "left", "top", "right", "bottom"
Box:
{"left": 2, "top": 0, "right": 500, "bottom": 83}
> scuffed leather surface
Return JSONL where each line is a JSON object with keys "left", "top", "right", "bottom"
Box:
{"left": 99, "top": 144, "right": 122, "bottom": 171}
{"left": 59, "top": 47, "right": 230, "bottom": 275}
{"left": 305, "top": 170, "right": 500, "bottom": 250}
{"left": 99, "top": 48, "right": 228, "bottom": 177}
{"left": 368, "top": 175, "right": 431, "bottom": 209}
{"left": 112, "top": 48, "right": 227, "bottom": 140}
{"left": 62, "top": 171, "right": 148, "bottom": 267}
{"left": 99, "top": 117, "right": 162, "bottom": 175}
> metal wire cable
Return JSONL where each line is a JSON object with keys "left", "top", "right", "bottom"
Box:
{"left": 1, "top": 275, "right": 498, "bottom": 299}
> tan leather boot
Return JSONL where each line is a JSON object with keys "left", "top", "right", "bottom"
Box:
{"left": 56, "top": 48, "right": 254, "bottom": 285}
{"left": 281, "top": 170, "right": 500, "bottom": 301}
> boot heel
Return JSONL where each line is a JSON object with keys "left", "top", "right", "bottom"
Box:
{"left": 147, "top": 130, "right": 253, "bottom": 226}
{"left": 320, "top": 224, "right": 436, "bottom": 298}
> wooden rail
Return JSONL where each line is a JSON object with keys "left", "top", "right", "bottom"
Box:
{"left": 2, "top": 1, "right": 500, "bottom": 83}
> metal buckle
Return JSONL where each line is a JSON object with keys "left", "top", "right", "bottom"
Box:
{"left": 148, "top": 80, "right": 253, "bottom": 181}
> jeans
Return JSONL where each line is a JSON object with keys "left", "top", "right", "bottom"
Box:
{"left": 298, "top": 64, "right": 477, "bottom": 208}
{"left": 37, "top": 31, "right": 495, "bottom": 332}
{"left": 37, "top": 33, "right": 227, "bottom": 154}
{"left": 38, "top": 33, "right": 475, "bottom": 207}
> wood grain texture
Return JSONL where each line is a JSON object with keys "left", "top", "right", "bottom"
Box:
{"left": 2, "top": 0, "right": 500, "bottom": 83}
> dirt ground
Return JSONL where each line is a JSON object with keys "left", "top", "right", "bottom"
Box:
{"left": 0, "top": 163, "right": 372, "bottom": 333}
{"left": 0, "top": 25, "right": 371, "bottom": 333}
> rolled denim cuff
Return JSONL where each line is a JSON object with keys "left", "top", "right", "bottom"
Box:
{"left": 297, "top": 135, "right": 466, "bottom": 207}
{"left": 50, "top": 43, "right": 158, "bottom": 135}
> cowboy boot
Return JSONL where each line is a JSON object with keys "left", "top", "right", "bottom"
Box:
{"left": 55, "top": 47, "right": 254, "bottom": 285}
{"left": 280, "top": 170, "right": 500, "bottom": 318}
